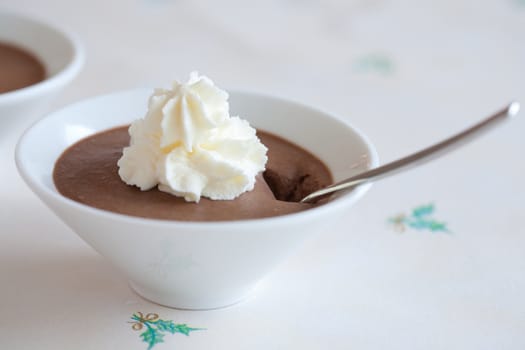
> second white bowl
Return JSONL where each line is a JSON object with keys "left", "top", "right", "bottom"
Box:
{"left": 0, "top": 11, "right": 84, "bottom": 134}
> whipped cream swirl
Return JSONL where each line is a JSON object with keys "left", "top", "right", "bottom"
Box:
{"left": 117, "top": 72, "right": 267, "bottom": 202}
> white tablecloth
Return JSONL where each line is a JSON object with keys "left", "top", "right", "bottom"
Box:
{"left": 1, "top": 1, "right": 524, "bottom": 349}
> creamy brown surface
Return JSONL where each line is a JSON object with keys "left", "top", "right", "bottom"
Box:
{"left": 0, "top": 42, "right": 46, "bottom": 94}
{"left": 53, "top": 126, "right": 332, "bottom": 221}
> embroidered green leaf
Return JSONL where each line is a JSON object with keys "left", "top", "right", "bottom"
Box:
{"left": 354, "top": 53, "right": 395, "bottom": 75}
{"left": 426, "top": 220, "right": 448, "bottom": 232}
{"left": 140, "top": 327, "right": 164, "bottom": 350}
{"left": 130, "top": 312, "right": 203, "bottom": 350}
{"left": 408, "top": 219, "right": 446, "bottom": 231}
{"left": 155, "top": 319, "right": 176, "bottom": 333}
{"left": 512, "top": 0, "right": 525, "bottom": 8}
{"left": 407, "top": 220, "right": 428, "bottom": 230}
{"left": 173, "top": 323, "right": 200, "bottom": 336}
{"left": 411, "top": 204, "right": 434, "bottom": 218}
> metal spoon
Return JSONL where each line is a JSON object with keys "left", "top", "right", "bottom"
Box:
{"left": 300, "top": 101, "right": 520, "bottom": 203}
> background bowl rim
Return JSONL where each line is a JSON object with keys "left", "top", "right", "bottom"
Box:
{"left": 0, "top": 10, "right": 85, "bottom": 104}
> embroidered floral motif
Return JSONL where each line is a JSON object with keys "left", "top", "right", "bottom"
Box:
{"left": 129, "top": 312, "right": 202, "bottom": 350}
{"left": 512, "top": 0, "right": 525, "bottom": 8}
{"left": 389, "top": 203, "right": 449, "bottom": 233}
{"left": 354, "top": 53, "right": 395, "bottom": 75}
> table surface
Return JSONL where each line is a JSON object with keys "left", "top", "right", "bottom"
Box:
{"left": 1, "top": 1, "right": 524, "bottom": 349}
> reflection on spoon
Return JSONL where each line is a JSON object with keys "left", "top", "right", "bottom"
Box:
{"left": 301, "top": 102, "right": 520, "bottom": 203}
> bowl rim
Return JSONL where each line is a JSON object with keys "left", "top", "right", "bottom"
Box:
{"left": 15, "top": 88, "right": 379, "bottom": 229}
{"left": 0, "top": 10, "right": 85, "bottom": 104}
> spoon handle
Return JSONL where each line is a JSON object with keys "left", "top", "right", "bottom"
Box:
{"left": 301, "top": 101, "right": 520, "bottom": 203}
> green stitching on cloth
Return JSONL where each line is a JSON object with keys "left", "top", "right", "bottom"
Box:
{"left": 354, "top": 53, "right": 395, "bottom": 75}
{"left": 512, "top": 0, "right": 525, "bottom": 8}
{"left": 129, "top": 312, "right": 203, "bottom": 349}
{"left": 389, "top": 203, "right": 449, "bottom": 233}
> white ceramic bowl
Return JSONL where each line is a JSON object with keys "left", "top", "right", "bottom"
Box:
{"left": 0, "top": 11, "right": 84, "bottom": 134}
{"left": 16, "top": 89, "right": 378, "bottom": 309}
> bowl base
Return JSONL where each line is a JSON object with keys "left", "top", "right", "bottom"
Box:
{"left": 128, "top": 280, "right": 255, "bottom": 310}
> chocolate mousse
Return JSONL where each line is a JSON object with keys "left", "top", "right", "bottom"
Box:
{"left": 53, "top": 126, "right": 332, "bottom": 221}
{"left": 0, "top": 42, "right": 45, "bottom": 93}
